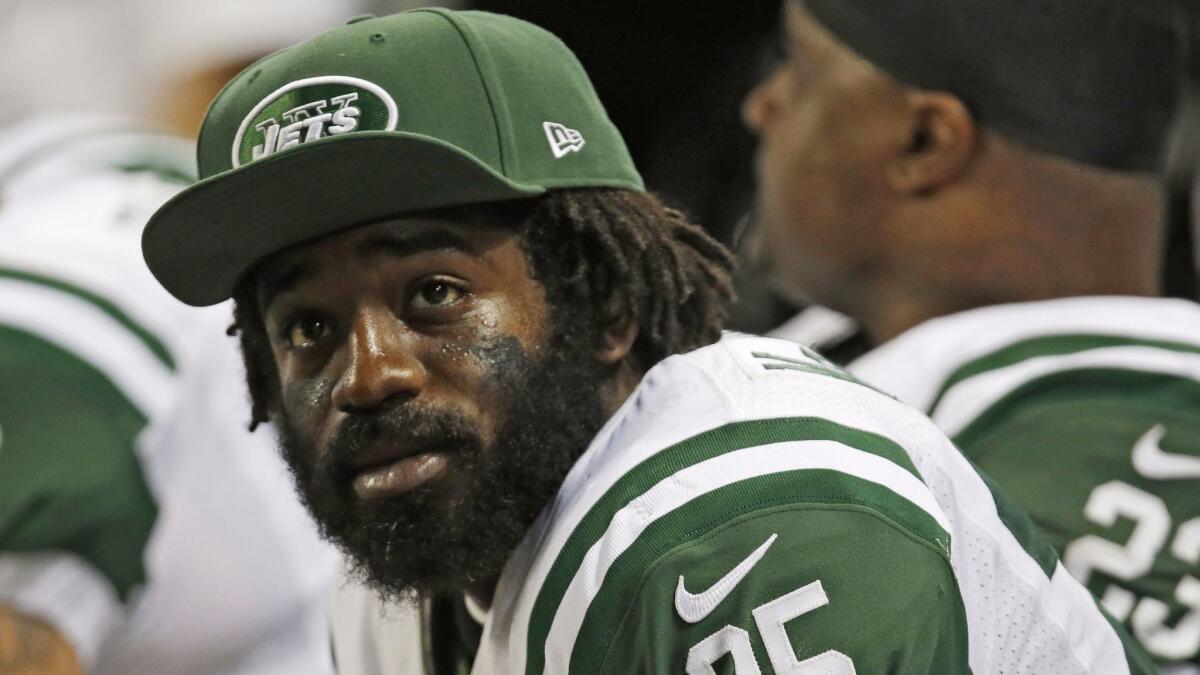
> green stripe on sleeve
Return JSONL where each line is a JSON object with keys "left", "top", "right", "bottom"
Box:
{"left": 0, "top": 268, "right": 175, "bottom": 370}
{"left": 928, "top": 334, "right": 1200, "bottom": 415}
{"left": 752, "top": 350, "right": 888, "bottom": 395}
{"left": 954, "top": 368, "right": 1200, "bottom": 452}
{"left": 0, "top": 326, "right": 158, "bottom": 601}
{"left": 581, "top": 501, "right": 968, "bottom": 675}
{"left": 523, "top": 417, "right": 925, "bottom": 675}
{"left": 569, "top": 470, "right": 952, "bottom": 674}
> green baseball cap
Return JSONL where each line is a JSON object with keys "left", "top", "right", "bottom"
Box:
{"left": 142, "top": 8, "right": 644, "bottom": 306}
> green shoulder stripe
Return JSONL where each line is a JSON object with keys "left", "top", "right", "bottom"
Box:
{"left": 570, "top": 470, "right": 953, "bottom": 674}
{"left": 752, "top": 351, "right": 888, "bottom": 396}
{"left": 929, "top": 334, "right": 1200, "bottom": 415}
{"left": 523, "top": 417, "right": 927, "bottom": 675}
{"left": 583, "top": 504, "right": 968, "bottom": 675}
{"left": 0, "top": 326, "right": 158, "bottom": 601}
{"left": 115, "top": 161, "right": 194, "bottom": 185}
{"left": 954, "top": 368, "right": 1200, "bottom": 452}
{"left": 0, "top": 267, "right": 175, "bottom": 370}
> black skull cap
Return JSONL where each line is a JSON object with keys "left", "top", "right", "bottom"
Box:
{"left": 802, "top": 0, "right": 1189, "bottom": 172}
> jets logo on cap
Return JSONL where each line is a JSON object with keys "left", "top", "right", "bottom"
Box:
{"left": 543, "top": 122, "right": 585, "bottom": 158}
{"left": 232, "top": 76, "right": 399, "bottom": 168}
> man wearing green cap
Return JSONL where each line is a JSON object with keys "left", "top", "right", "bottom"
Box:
{"left": 144, "top": 8, "right": 1155, "bottom": 673}
{"left": 745, "top": 0, "right": 1200, "bottom": 670}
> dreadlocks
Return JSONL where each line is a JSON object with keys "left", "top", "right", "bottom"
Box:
{"left": 230, "top": 187, "right": 736, "bottom": 430}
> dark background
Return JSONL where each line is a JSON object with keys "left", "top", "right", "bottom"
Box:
{"left": 468, "top": 0, "right": 801, "bottom": 332}
{"left": 466, "top": 0, "right": 1200, "bottom": 333}
{"left": 1164, "top": 2, "right": 1200, "bottom": 301}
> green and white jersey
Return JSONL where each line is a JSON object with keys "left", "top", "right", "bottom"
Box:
{"left": 0, "top": 117, "right": 336, "bottom": 675}
{"left": 849, "top": 296, "right": 1200, "bottom": 670}
{"left": 469, "top": 332, "right": 1150, "bottom": 674}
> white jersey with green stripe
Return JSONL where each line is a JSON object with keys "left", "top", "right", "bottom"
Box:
{"left": 0, "top": 117, "right": 337, "bottom": 675}
{"left": 848, "top": 295, "right": 1200, "bottom": 671}
{"left": 470, "top": 332, "right": 1148, "bottom": 674}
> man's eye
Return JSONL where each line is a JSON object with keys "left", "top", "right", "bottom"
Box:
{"left": 411, "top": 280, "right": 464, "bottom": 309}
{"left": 284, "top": 316, "right": 332, "bottom": 348}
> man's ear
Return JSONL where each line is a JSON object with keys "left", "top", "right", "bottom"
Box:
{"left": 885, "top": 91, "right": 978, "bottom": 195}
{"left": 597, "top": 316, "right": 638, "bottom": 365}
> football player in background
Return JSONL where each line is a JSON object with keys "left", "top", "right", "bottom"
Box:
{"left": 744, "top": 0, "right": 1200, "bottom": 670}
{"left": 142, "top": 9, "right": 1154, "bottom": 672}
{"left": 0, "top": 117, "right": 336, "bottom": 675}
{"left": 0, "top": 1, "right": 361, "bottom": 673}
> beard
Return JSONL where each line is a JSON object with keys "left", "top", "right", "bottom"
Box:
{"left": 275, "top": 335, "right": 612, "bottom": 601}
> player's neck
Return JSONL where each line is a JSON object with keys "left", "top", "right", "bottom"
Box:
{"left": 605, "top": 358, "right": 645, "bottom": 417}
{"left": 858, "top": 194, "right": 1162, "bottom": 343}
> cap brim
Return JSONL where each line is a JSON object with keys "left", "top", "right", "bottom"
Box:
{"left": 142, "top": 131, "right": 545, "bottom": 306}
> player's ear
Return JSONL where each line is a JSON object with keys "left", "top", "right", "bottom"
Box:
{"left": 596, "top": 315, "right": 638, "bottom": 365}
{"left": 590, "top": 283, "right": 639, "bottom": 365}
{"left": 885, "top": 91, "right": 978, "bottom": 194}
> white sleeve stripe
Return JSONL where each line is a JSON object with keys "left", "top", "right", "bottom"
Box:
{"left": 0, "top": 278, "right": 173, "bottom": 418}
{"left": 1050, "top": 562, "right": 1137, "bottom": 671}
{"left": 539, "top": 440, "right": 950, "bottom": 675}
{"left": 934, "top": 347, "right": 1200, "bottom": 437}
{"left": 941, "top": 439, "right": 1131, "bottom": 674}
{"left": 0, "top": 551, "right": 123, "bottom": 671}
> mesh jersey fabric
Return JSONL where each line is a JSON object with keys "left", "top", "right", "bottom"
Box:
{"left": 847, "top": 295, "right": 1200, "bottom": 669}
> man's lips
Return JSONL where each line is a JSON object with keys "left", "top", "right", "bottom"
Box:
{"left": 353, "top": 452, "right": 450, "bottom": 499}
{"left": 348, "top": 439, "right": 436, "bottom": 473}
{"left": 348, "top": 441, "right": 452, "bottom": 499}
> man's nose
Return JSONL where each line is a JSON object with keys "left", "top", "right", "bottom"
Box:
{"left": 330, "top": 305, "right": 428, "bottom": 413}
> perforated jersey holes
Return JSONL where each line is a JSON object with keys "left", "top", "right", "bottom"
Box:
{"left": 369, "top": 33, "right": 386, "bottom": 43}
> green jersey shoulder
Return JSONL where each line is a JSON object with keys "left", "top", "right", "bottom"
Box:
{"left": 470, "top": 333, "right": 1147, "bottom": 675}
{"left": 850, "top": 296, "right": 1200, "bottom": 667}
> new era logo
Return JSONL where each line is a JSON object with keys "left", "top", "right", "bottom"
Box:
{"left": 543, "top": 122, "right": 585, "bottom": 158}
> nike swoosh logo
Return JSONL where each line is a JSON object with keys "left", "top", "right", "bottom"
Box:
{"left": 1131, "top": 424, "right": 1200, "bottom": 480}
{"left": 675, "top": 533, "right": 778, "bottom": 624}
